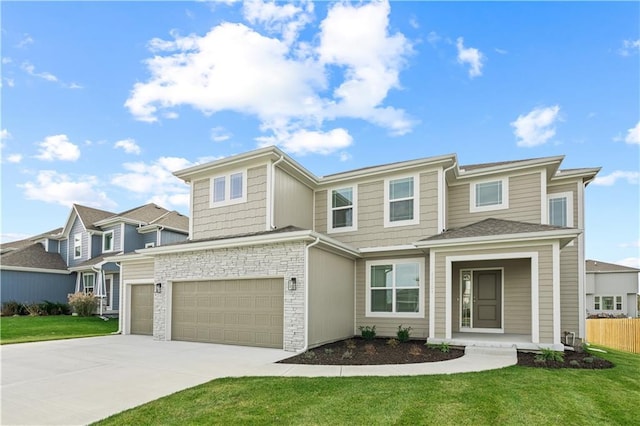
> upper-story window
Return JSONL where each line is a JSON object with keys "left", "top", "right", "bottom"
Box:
{"left": 470, "top": 178, "right": 509, "bottom": 212}
{"left": 548, "top": 192, "right": 573, "bottom": 227}
{"left": 365, "top": 258, "right": 424, "bottom": 318}
{"left": 328, "top": 186, "right": 357, "bottom": 233}
{"left": 384, "top": 175, "right": 419, "bottom": 227}
{"left": 210, "top": 170, "right": 247, "bottom": 208}
{"left": 102, "top": 230, "right": 114, "bottom": 252}
{"left": 73, "top": 233, "right": 82, "bottom": 259}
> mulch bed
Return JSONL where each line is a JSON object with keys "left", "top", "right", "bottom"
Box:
{"left": 278, "top": 337, "right": 614, "bottom": 369}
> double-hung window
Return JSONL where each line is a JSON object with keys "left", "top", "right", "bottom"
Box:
{"left": 548, "top": 192, "right": 573, "bottom": 227}
{"left": 73, "top": 233, "right": 82, "bottom": 259}
{"left": 366, "top": 258, "right": 424, "bottom": 318}
{"left": 102, "top": 230, "right": 114, "bottom": 252}
{"left": 594, "top": 295, "right": 623, "bottom": 311}
{"left": 470, "top": 178, "right": 509, "bottom": 212}
{"left": 210, "top": 170, "right": 247, "bottom": 207}
{"left": 384, "top": 175, "right": 419, "bottom": 227}
{"left": 328, "top": 186, "right": 357, "bottom": 233}
{"left": 83, "top": 273, "right": 95, "bottom": 295}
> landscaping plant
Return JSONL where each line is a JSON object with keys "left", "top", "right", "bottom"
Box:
{"left": 396, "top": 325, "right": 412, "bottom": 342}
{"left": 68, "top": 292, "right": 98, "bottom": 317}
{"left": 358, "top": 325, "right": 376, "bottom": 341}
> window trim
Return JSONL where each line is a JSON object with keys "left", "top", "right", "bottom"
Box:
{"left": 144, "top": 242, "right": 155, "bottom": 248}
{"left": 470, "top": 177, "right": 509, "bottom": 213}
{"left": 594, "top": 295, "right": 624, "bottom": 311}
{"left": 82, "top": 273, "right": 95, "bottom": 295}
{"left": 383, "top": 174, "right": 420, "bottom": 228}
{"left": 73, "top": 233, "right": 82, "bottom": 259}
{"left": 209, "top": 170, "right": 248, "bottom": 208}
{"left": 365, "top": 257, "right": 425, "bottom": 318}
{"left": 102, "top": 230, "right": 115, "bottom": 253}
{"left": 547, "top": 191, "right": 574, "bottom": 227}
{"left": 327, "top": 185, "right": 358, "bottom": 233}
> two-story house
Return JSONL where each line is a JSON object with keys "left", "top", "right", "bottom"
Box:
{"left": 586, "top": 260, "right": 640, "bottom": 318}
{"left": 114, "top": 146, "right": 599, "bottom": 352}
{"left": 0, "top": 203, "right": 189, "bottom": 313}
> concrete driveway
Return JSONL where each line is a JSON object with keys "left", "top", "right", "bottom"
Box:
{"left": 1, "top": 335, "right": 290, "bottom": 425}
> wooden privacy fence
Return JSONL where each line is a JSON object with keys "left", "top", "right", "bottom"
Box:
{"left": 586, "top": 318, "right": 640, "bottom": 354}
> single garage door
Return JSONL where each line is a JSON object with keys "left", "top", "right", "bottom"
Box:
{"left": 130, "top": 284, "right": 154, "bottom": 335}
{"left": 172, "top": 278, "right": 284, "bottom": 348}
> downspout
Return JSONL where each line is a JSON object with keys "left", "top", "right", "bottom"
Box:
{"left": 113, "top": 262, "right": 123, "bottom": 334}
{"left": 441, "top": 161, "right": 457, "bottom": 233}
{"left": 299, "top": 236, "right": 321, "bottom": 353}
{"left": 270, "top": 155, "right": 285, "bottom": 230}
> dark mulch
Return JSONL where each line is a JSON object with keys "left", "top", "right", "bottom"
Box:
{"left": 279, "top": 337, "right": 614, "bottom": 369}
{"left": 278, "top": 338, "right": 464, "bottom": 365}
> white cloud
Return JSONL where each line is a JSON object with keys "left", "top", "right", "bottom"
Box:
{"left": 7, "top": 154, "right": 23, "bottom": 163}
{"left": 494, "top": 48, "right": 508, "bottom": 55}
{"left": 2, "top": 77, "right": 15, "bottom": 88}
{"left": 16, "top": 34, "right": 34, "bottom": 48}
{"left": 19, "top": 170, "right": 117, "bottom": 209}
{"left": 258, "top": 127, "right": 353, "bottom": 156}
{"left": 1, "top": 129, "right": 11, "bottom": 140}
{"left": 21, "top": 62, "right": 58, "bottom": 82}
{"left": 427, "top": 31, "right": 441, "bottom": 46}
{"left": 618, "top": 39, "right": 640, "bottom": 56}
{"left": 35, "top": 134, "right": 80, "bottom": 161}
{"left": 624, "top": 121, "right": 640, "bottom": 144}
{"left": 456, "top": 37, "right": 484, "bottom": 78}
{"left": 114, "top": 138, "right": 141, "bottom": 154}
{"left": 125, "top": 0, "right": 414, "bottom": 154}
{"left": 619, "top": 240, "right": 640, "bottom": 249}
{"left": 511, "top": 105, "right": 561, "bottom": 147}
{"left": 210, "top": 126, "right": 232, "bottom": 142}
{"left": 615, "top": 257, "right": 640, "bottom": 269}
{"left": 592, "top": 170, "right": 639, "bottom": 186}
{"left": 110, "top": 157, "right": 193, "bottom": 210}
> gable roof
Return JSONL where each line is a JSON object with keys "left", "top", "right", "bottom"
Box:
{"left": 586, "top": 259, "right": 640, "bottom": 273}
{"left": 149, "top": 210, "right": 189, "bottom": 231}
{"left": 0, "top": 228, "right": 63, "bottom": 254}
{"left": 0, "top": 243, "right": 69, "bottom": 271}
{"left": 65, "top": 204, "right": 116, "bottom": 235}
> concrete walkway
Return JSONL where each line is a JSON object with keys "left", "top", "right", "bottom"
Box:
{"left": 1, "top": 335, "right": 517, "bottom": 426}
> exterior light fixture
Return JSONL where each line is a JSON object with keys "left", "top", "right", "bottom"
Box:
{"left": 155, "top": 282, "right": 162, "bottom": 294}
{"left": 288, "top": 277, "right": 297, "bottom": 291}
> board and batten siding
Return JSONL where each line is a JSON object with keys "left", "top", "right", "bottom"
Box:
{"left": 315, "top": 170, "right": 440, "bottom": 249}
{"left": 0, "top": 270, "right": 75, "bottom": 304}
{"left": 447, "top": 172, "right": 543, "bottom": 228}
{"left": 355, "top": 255, "right": 430, "bottom": 339}
{"left": 274, "top": 168, "right": 313, "bottom": 230}
{"left": 191, "top": 165, "right": 268, "bottom": 239}
{"left": 307, "top": 247, "right": 355, "bottom": 347}
{"left": 67, "top": 218, "right": 87, "bottom": 267}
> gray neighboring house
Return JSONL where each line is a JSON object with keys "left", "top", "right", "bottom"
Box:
{"left": 115, "top": 146, "right": 600, "bottom": 352}
{"left": 0, "top": 203, "right": 189, "bottom": 312}
{"left": 586, "top": 260, "right": 640, "bottom": 318}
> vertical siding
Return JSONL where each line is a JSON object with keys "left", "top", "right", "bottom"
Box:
{"left": 160, "top": 230, "right": 188, "bottom": 246}
{"left": 192, "top": 165, "right": 268, "bottom": 239}
{"left": 316, "top": 170, "right": 440, "bottom": 249}
{"left": 274, "top": 168, "right": 313, "bottom": 230}
{"left": 448, "top": 172, "right": 542, "bottom": 228}
{"left": 67, "top": 218, "right": 87, "bottom": 267}
{"left": 99, "top": 224, "right": 122, "bottom": 252}
{"left": 124, "top": 224, "right": 142, "bottom": 253}
{"left": 141, "top": 231, "right": 156, "bottom": 247}
{"left": 91, "top": 234, "right": 102, "bottom": 258}
{"left": 0, "top": 270, "right": 76, "bottom": 304}
{"left": 354, "top": 255, "right": 429, "bottom": 339}
{"left": 308, "top": 248, "right": 355, "bottom": 347}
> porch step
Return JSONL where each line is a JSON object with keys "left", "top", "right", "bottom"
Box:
{"left": 465, "top": 345, "right": 517, "bottom": 357}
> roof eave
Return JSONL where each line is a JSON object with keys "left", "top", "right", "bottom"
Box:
{"left": 414, "top": 229, "right": 582, "bottom": 249}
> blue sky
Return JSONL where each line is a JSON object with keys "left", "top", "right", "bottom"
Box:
{"left": 1, "top": 1, "right": 638, "bottom": 267}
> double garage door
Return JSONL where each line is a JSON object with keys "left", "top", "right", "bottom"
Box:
{"left": 171, "top": 278, "right": 284, "bottom": 349}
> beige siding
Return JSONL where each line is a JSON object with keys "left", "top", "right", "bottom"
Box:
{"left": 121, "top": 259, "right": 154, "bottom": 282}
{"left": 448, "top": 172, "right": 542, "bottom": 228}
{"left": 191, "top": 165, "right": 268, "bottom": 239}
{"left": 316, "top": 170, "right": 440, "bottom": 249}
{"left": 308, "top": 248, "right": 355, "bottom": 347}
{"left": 547, "top": 182, "right": 578, "bottom": 226}
{"left": 538, "top": 246, "right": 554, "bottom": 342}
{"left": 559, "top": 245, "right": 579, "bottom": 334}
{"left": 355, "top": 255, "right": 430, "bottom": 339}
{"left": 274, "top": 168, "right": 313, "bottom": 230}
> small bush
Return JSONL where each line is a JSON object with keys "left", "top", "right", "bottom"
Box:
{"left": 39, "top": 300, "right": 71, "bottom": 316}
{"left": 344, "top": 339, "right": 357, "bottom": 350}
{"left": 437, "top": 342, "right": 450, "bottom": 353}
{"left": 359, "top": 325, "right": 377, "bottom": 341}
{"left": 569, "top": 360, "right": 580, "bottom": 367}
{"left": 68, "top": 292, "right": 97, "bottom": 317}
{"left": 22, "top": 302, "right": 43, "bottom": 316}
{"left": 408, "top": 344, "right": 422, "bottom": 356}
{"left": 397, "top": 325, "right": 412, "bottom": 342}
{"left": 1, "top": 301, "right": 26, "bottom": 316}
{"left": 386, "top": 338, "right": 399, "bottom": 348}
{"left": 534, "top": 348, "right": 565, "bottom": 363}
{"left": 341, "top": 350, "right": 354, "bottom": 359}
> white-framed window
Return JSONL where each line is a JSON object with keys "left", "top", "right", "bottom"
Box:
{"left": 83, "top": 273, "right": 95, "bottom": 295}
{"left": 210, "top": 170, "right": 247, "bottom": 208}
{"left": 102, "top": 230, "right": 114, "bottom": 252}
{"left": 73, "top": 233, "right": 82, "bottom": 259}
{"left": 384, "top": 174, "right": 419, "bottom": 227}
{"left": 327, "top": 186, "right": 357, "bottom": 233}
{"left": 470, "top": 178, "right": 509, "bottom": 212}
{"left": 594, "top": 295, "right": 623, "bottom": 311}
{"left": 548, "top": 192, "right": 573, "bottom": 227}
{"left": 144, "top": 242, "right": 155, "bottom": 248}
{"left": 365, "top": 258, "right": 424, "bottom": 318}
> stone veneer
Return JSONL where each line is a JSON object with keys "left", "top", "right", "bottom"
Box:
{"left": 153, "top": 241, "right": 306, "bottom": 351}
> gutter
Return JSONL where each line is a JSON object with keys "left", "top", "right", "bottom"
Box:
{"left": 270, "top": 155, "right": 285, "bottom": 230}
{"left": 299, "top": 236, "right": 321, "bottom": 353}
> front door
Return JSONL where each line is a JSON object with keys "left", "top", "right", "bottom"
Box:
{"left": 104, "top": 276, "right": 113, "bottom": 310}
{"left": 473, "top": 270, "right": 502, "bottom": 328}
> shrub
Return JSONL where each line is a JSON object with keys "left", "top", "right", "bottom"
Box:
{"left": 534, "top": 347, "right": 565, "bottom": 363}
{"left": 437, "top": 342, "right": 450, "bottom": 353}
{"left": 341, "top": 350, "right": 354, "bottom": 359}
{"left": 1, "top": 301, "right": 25, "bottom": 316}
{"left": 358, "top": 325, "right": 377, "bottom": 341}
{"left": 39, "top": 300, "right": 71, "bottom": 316}
{"left": 68, "top": 292, "right": 97, "bottom": 317}
{"left": 345, "top": 339, "right": 357, "bottom": 350}
{"left": 22, "top": 303, "right": 43, "bottom": 316}
{"left": 397, "top": 325, "right": 412, "bottom": 342}
{"left": 386, "top": 338, "right": 399, "bottom": 348}
{"left": 408, "top": 344, "right": 422, "bottom": 356}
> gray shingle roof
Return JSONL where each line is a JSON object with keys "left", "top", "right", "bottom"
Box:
{"left": 115, "top": 203, "right": 170, "bottom": 223}
{"left": 0, "top": 243, "right": 68, "bottom": 270}
{"left": 0, "top": 228, "right": 63, "bottom": 253}
{"left": 74, "top": 204, "right": 116, "bottom": 231}
{"left": 150, "top": 210, "right": 189, "bottom": 231}
{"left": 421, "top": 218, "right": 572, "bottom": 242}
{"left": 586, "top": 259, "right": 640, "bottom": 273}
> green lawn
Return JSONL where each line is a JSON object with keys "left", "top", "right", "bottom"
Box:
{"left": 96, "top": 348, "right": 639, "bottom": 425}
{"left": 0, "top": 315, "right": 119, "bottom": 344}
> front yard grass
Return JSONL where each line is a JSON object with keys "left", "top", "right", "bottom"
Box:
{"left": 96, "top": 347, "right": 639, "bottom": 425}
{"left": 0, "top": 315, "right": 118, "bottom": 344}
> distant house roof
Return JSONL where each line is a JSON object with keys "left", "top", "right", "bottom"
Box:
{"left": 0, "top": 243, "right": 69, "bottom": 271}
{"left": 420, "top": 218, "right": 574, "bottom": 242}
{"left": 149, "top": 210, "right": 189, "bottom": 231}
{"left": 68, "top": 253, "right": 123, "bottom": 270}
{"left": 0, "top": 228, "right": 63, "bottom": 254}
{"left": 586, "top": 259, "right": 640, "bottom": 273}
{"left": 113, "top": 203, "right": 171, "bottom": 223}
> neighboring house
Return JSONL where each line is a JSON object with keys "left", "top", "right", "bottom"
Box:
{"left": 113, "top": 146, "right": 599, "bottom": 351}
{"left": 586, "top": 260, "right": 640, "bottom": 318}
{"left": 0, "top": 203, "right": 189, "bottom": 313}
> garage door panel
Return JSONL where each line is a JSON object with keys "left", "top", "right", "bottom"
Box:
{"left": 172, "top": 278, "right": 284, "bottom": 348}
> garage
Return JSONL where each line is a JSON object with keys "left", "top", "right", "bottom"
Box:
{"left": 171, "top": 278, "right": 284, "bottom": 348}
{"left": 130, "top": 284, "right": 154, "bottom": 335}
